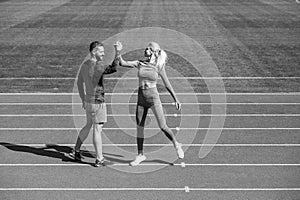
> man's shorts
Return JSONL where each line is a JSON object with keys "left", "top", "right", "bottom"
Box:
{"left": 85, "top": 102, "right": 107, "bottom": 124}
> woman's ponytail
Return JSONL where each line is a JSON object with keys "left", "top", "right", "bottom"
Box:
{"left": 156, "top": 49, "right": 168, "bottom": 71}
{"left": 148, "top": 42, "right": 168, "bottom": 71}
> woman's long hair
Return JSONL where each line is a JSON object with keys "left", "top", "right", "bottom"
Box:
{"left": 149, "top": 42, "right": 168, "bottom": 71}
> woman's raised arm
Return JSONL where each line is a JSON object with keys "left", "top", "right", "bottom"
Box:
{"left": 114, "top": 41, "right": 139, "bottom": 68}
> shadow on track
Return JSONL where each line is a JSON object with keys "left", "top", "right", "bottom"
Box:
{"left": 0, "top": 142, "right": 92, "bottom": 165}
{"left": 0, "top": 142, "right": 174, "bottom": 166}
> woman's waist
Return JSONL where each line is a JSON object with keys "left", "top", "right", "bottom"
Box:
{"left": 138, "top": 80, "right": 157, "bottom": 89}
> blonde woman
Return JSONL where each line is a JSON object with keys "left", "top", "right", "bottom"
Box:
{"left": 115, "top": 41, "right": 184, "bottom": 166}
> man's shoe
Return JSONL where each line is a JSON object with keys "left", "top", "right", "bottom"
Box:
{"left": 69, "top": 150, "right": 83, "bottom": 162}
{"left": 94, "top": 158, "right": 105, "bottom": 167}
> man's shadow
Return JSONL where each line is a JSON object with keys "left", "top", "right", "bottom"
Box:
{"left": 0, "top": 142, "right": 92, "bottom": 164}
{"left": 0, "top": 142, "right": 174, "bottom": 166}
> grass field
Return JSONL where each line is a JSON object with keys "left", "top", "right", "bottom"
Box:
{"left": 0, "top": 0, "right": 299, "bottom": 199}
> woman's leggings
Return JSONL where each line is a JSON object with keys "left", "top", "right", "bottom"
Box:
{"left": 136, "top": 103, "right": 176, "bottom": 154}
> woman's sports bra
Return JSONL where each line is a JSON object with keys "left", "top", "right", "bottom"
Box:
{"left": 137, "top": 60, "right": 160, "bottom": 89}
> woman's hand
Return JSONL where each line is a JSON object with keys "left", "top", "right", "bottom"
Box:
{"left": 175, "top": 100, "right": 181, "bottom": 110}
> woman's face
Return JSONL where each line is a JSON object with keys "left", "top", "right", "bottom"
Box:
{"left": 144, "top": 46, "right": 153, "bottom": 57}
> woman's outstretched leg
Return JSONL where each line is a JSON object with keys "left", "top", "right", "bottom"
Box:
{"left": 151, "top": 103, "right": 184, "bottom": 159}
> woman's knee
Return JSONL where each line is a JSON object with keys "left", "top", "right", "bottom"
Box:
{"left": 160, "top": 124, "right": 169, "bottom": 132}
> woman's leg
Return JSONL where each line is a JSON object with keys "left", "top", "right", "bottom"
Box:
{"left": 151, "top": 103, "right": 184, "bottom": 159}
{"left": 130, "top": 105, "right": 149, "bottom": 166}
{"left": 136, "top": 105, "right": 149, "bottom": 155}
{"left": 151, "top": 103, "right": 177, "bottom": 145}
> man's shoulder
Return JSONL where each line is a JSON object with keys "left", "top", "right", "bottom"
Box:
{"left": 83, "top": 59, "right": 95, "bottom": 67}
{"left": 79, "top": 59, "right": 96, "bottom": 72}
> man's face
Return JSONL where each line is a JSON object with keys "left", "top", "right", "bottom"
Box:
{"left": 93, "top": 45, "right": 105, "bottom": 61}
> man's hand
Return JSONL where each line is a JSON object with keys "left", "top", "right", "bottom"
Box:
{"left": 82, "top": 102, "right": 86, "bottom": 110}
{"left": 114, "top": 41, "right": 123, "bottom": 52}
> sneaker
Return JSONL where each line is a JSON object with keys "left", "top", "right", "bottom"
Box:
{"left": 69, "top": 150, "right": 83, "bottom": 162}
{"left": 130, "top": 155, "right": 146, "bottom": 166}
{"left": 175, "top": 143, "right": 184, "bottom": 159}
{"left": 94, "top": 158, "right": 105, "bottom": 167}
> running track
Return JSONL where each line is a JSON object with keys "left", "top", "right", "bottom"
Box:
{"left": 1, "top": 0, "right": 300, "bottom": 199}
{"left": 0, "top": 92, "right": 299, "bottom": 200}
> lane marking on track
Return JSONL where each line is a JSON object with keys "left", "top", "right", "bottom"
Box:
{"left": 1, "top": 143, "right": 300, "bottom": 147}
{"left": 0, "top": 187, "right": 299, "bottom": 191}
{"left": 1, "top": 76, "right": 300, "bottom": 80}
{"left": 1, "top": 128, "right": 300, "bottom": 131}
{"left": 0, "top": 102, "right": 300, "bottom": 105}
{"left": 0, "top": 163, "right": 299, "bottom": 167}
{"left": 1, "top": 114, "right": 299, "bottom": 117}
{"left": 1, "top": 93, "right": 300, "bottom": 96}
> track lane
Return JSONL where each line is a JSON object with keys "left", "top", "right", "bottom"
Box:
{"left": 1, "top": 129, "right": 299, "bottom": 145}
{"left": 0, "top": 145, "right": 299, "bottom": 165}
{"left": 0, "top": 115, "right": 298, "bottom": 128}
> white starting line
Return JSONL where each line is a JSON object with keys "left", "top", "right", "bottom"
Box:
{"left": 0, "top": 187, "right": 299, "bottom": 191}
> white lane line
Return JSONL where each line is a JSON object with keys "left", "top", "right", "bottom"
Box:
{"left": 1, "top": 114, "right": 299, "bottom": 117}
{"left": 2, "top": 143, "right": 300, "bottom": 147}
{"left": 0, "top": 102, "right": 300, "bottom": 105}
{"left": 0, "top": 163, "right": 299, "bottom": 167}
{"left": 1, "top": 77, "right": 300, "bottom": 80}
{"left": 0, "top": 187, "right": 299, "bottom": 191}
{"left": 1, "top": 128, "right": 300, "bottom": 131}
{"left": 1, "top": 92, "right": 300, "bottom": 95}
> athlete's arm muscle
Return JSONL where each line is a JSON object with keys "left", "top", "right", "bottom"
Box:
{"left": 77, "top": 65, "right": 85, "bottom": 102}
{"left": 118, "top": 55, "right": 139, "bottom": 68}
{"left": 103, "top": 58, "right": 118, "bottom": 74}
{"left": 159, "top": 65, "right": 178, "bottom": 103}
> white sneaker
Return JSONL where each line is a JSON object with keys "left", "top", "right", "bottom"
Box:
{"left": 130, "top": 155, "right": 146, "bottom": 166}
{"left": 175, "top": 143, "right": 184, "bottom": 159}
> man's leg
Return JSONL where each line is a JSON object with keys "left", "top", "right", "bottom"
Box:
{"left": 92, "top": 103, "right": 107, "bottom": 167}
{"left": 74, "top": 103, "right": 93, "bottom": 152}
{"left": 93, "top": 122, "right": 104, "bottom": 161}
{"left": 71, "top": 102, "right": 92, "bottom": 161}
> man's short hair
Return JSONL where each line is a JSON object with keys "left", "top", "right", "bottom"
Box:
{"left": 89, "top": 41, "right": 103, "bottom": 52}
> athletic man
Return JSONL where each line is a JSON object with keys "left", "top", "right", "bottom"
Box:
{"left": 70, "top": 41, "right": 118, "bottom": 167}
